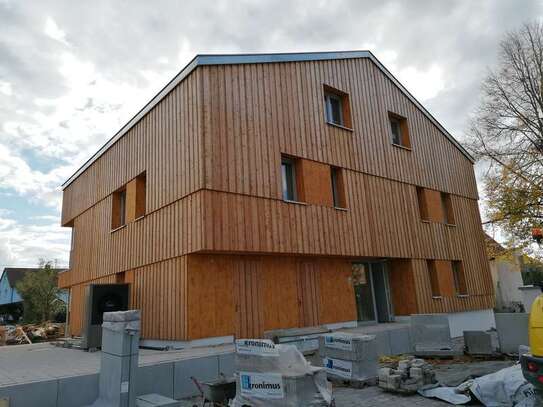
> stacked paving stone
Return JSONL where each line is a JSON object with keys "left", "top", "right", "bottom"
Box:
{"left": 378, "top": 357, "right": 436, "bottom": 394}
{"left": 318, "top": 332, "right": 378, "bottom": 385}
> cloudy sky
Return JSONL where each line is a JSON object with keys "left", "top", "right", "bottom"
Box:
{"left": 0, "top": 0, "right": 541, "bottom": 269}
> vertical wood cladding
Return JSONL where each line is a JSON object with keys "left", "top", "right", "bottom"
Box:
{"left": 61, "top": 68, "right": 204, "bottom": 226}
{"left": 186, "top": 254, "right": 356, "bottom": 340}
{"left": 60, "top": 55, "right": 494, "bottom": 340}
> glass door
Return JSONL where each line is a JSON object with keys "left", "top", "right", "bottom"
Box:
{"left": 352, "top": 263, "right": 376, "bottom": 322}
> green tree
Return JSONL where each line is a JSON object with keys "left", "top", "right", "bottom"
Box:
{"left": 15, "top": 260, "right": 63, "bottom": 323}
{"left": 468, "top": 22, "right": 543, "bottom": 256}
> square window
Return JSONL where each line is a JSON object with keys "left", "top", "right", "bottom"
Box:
{"left": 388, "top": 112, "right": 410, "bottom": 148}
{"left": 281, "top": 155, "right": 298, "bottom": 201}
{"left": 323, "top": 85, "right": 351, "bottom": 128}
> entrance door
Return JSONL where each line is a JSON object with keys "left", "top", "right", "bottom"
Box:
{"left": 353, "top": 264, "right": 376, "bottom": 322}
{"left": 353, "top": 262, "right": 394, "bottom": 323}
{"left": 371, "top": 262, "right": 394, "bottom": 322}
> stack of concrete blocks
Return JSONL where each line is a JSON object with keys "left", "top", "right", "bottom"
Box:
{"left": 318, "top": 332, "right": 378, "bottom": 385}
{"left": 378, "top": 357, "right": 436, "bottom": 394}
{"left": 410, "top": 314, "right": 461, "bottom": 357}
{"left": 231, "top": 339, "right": 332, "bottom": 406}
{"left": 88, "top": 310, "right": 180, "bottom": 407}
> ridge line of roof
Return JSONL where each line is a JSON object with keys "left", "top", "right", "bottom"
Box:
{"left": 62, "top": 50, "right": 473, "bottom": 189}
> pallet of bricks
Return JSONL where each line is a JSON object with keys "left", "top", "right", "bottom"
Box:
{"left": 230, "top": 338, "right": 333, "bottom": 406}
{"left": 317, "top": 332, "right": 378, "bottom": 387}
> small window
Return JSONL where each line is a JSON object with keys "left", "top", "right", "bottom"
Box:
{"left": 416, "top": 187, "right": 429, "bottom": 221}
{"left": 388, "top": 112, "right": 410, "bottom": 148}
{"left": 323, "top": 85, "right": 351, "bottom": 128}
{"left": 135, "top": 172, "right": 146, "bottom": 219}
{"left": 111, "top": 188, "right": 127, "bottom": 229}
{"left": 427, "top": 260, "right": 440, "bottom": 297}
{"left": 452, "top": 261, "right": 467, "bottom": 295}
{"left": 441, "top": 192, "right": 455, "bottom": 225}
{"left": 331, "top": 167, "right": 346, "bottom": 208}
{"left": 281, "top": 155, "right": 298, "bottom": 201}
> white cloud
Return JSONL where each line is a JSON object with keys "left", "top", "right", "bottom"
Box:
{"left": 0, "top": 212, "right": 70, "bottom": 268}
{"left": 0, "top": 80, "right": 13, "bottom": 96}
{"left": 44, "top": 16, "right": 69, "bottom": 46}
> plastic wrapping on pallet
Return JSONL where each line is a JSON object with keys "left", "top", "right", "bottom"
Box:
{"left": 318, "top": 332, "right": 377, "bottom": 361}
{"left": 230, "top": 339, "right": 333, "bottom": 406}
{"left": 319, "top": 356, "right": 378, "bottom": 381}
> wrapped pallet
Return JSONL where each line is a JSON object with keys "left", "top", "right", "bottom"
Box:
{"left": 318, "top": 332, "right": 378, "bottom": 383}
{"left": 231, "top": 339, "right": 333, "bottom": 406}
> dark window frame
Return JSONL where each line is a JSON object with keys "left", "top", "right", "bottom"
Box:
{"left": 111, "top": 188, "right": 127, "bottom": 230}
{"left": 416, "top": 187, "right": 429, "bottom": 221}
{"left": 330, "top": 166, "right": 346, "bottom": 208}
{"left": 388, "top": 112, "right": 411, "bottom": 148}
{"left": 323, "top": 85, "right": 352, "bottom": 129}
{"left": 440, "top": 192, "right": 455, "bottom": 225}
{"left": 452, "top": 260, "right": 467, "bottom": 295}
{"left": 427, "top": 259, "right": 441, "bottom": 297}
{"left": 281, "top": 155, "right": 298, "bottom": 202}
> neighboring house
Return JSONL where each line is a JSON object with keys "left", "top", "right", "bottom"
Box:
{"left": 59, "top": 51, "right": 495, "bottom": 342}
{"left": 0, "top": 268, "right": 68, "bottom": 322}
{"left": 485, "top": 235, "right": 525, "bottom": 311}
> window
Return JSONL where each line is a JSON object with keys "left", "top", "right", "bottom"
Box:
{"left": 427, "top": 260, "right": 440, "bottom": 297}
{"left": 416, "top": 187, "right": 429, "bottom": 221}
{"left": 135, "top": 172, "right": 146, "bottom": 219}
{"left": 452, "top": 261, "right": 467, "bottom": 295}
{"left": 111, "top": 188, "right": 127, "bottom": 229}
{"left": 281, "top": 155, "right": 298, "bottom": 201}
{"left": 323, "top": 85, "right": 351, "bottom": 128}
{"left": 388, "top": 112, "right": 410, "bottom": 148}
{"left": 441, "top": 192, "right": 455, "bottom": 225}
{"left": 331, "top": 167, "right": 346, "bottom": 208}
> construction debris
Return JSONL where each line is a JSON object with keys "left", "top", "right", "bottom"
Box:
{"left": 378, "top": 357, "right": 437, "bottom": 394}
{"left": 0, "top": 322, "right": 64, "bottom": 345}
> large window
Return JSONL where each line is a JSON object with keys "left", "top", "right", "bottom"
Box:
{"left": 452, "top": 261, "right": 467, "bottom": 295}
{"left": 388, "top": 112, "right": 410, "bottom": 148}
{"left": 281, "top": 155, "right": 298, "bottom": 201}
{"left": 331, "top": 166, "right": 346, "bottom": 208}
{"left": 111, "top": 188, "right": 127, "bottom": 229}
{"left": 324, "top": 85, "right": 352, "bottom": 128}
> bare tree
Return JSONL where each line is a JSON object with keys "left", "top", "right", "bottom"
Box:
{"left": 468, "top": 22, "right": 543, "bottom": 254}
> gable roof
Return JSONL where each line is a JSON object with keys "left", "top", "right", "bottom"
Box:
{"left": 1, "top": 268, "right": 68, "bottom": 288}
{"left": 62, "top": 50, "right": 475, "bottom": 189}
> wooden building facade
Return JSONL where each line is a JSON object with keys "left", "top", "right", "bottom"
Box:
{"left": 59, "top": 51, "right": 494, "bottom": 341}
